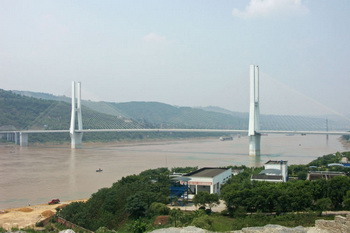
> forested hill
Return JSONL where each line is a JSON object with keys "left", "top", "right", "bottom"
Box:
{"left": 0, "top": 89, "right": 57, "bottom": 129}
{"left": 109, "top": 102, "right": 341, "bottom": 131}
{"left": 6, "top": 89, "right": 350, "bottom": 131}
{"left": 1, "top": 89, "right": 246, "bottom": 131}
{"left": 112, "top": 102, "right": 247, "bottom": 129}
{"left": 0, "top": 89, "right": 140, "bottom": 131}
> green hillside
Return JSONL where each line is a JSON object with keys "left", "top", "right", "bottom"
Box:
{"left": 0, "top": 89, "right": 55, "bottom": 129}
{"left": 0, "top": 89, "right": 140, "bottom": 131}
{"left": 0, "top": 90, "right": 227, "bottom": 143}
{"left": 7, "top": 89, "right": 350, "bottom": 135}
{"left": 112, "top": 102, "right": 247, "bottom": 129}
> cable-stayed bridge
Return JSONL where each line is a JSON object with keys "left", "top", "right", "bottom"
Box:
{"left": 1, "top": 65, "right": 350, "bottom": 155}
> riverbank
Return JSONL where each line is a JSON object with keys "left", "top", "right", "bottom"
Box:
{"left": 0, "top": 199, "right": 87, "bottom": 230}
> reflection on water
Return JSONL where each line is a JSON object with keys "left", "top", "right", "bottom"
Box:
{"left": 0, "top": 134, "right": 348, "bottom": 209}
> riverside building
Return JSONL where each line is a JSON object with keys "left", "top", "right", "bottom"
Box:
{"left": 251, "top": 160, "right": 288, "bottom": 182}
{"left": 180, "top": 167, "right": 232, "bottom": 194}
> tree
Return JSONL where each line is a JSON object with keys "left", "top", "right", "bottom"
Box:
{"left": 146, "top": 202, "right": 170, "bottom": 217}
{"left": 193, "top": 192, "right": 220, "bottom": 210}
{"left": 207, "top": 193, "right": 220, "bottom": 210}
{"left": 193, "top": 192, "right": 208, "bottom": 208}
{"left": 297, "top": 171, "right": 307, "bottom": 180}
{"left": 315, "top": 198, "right": 332, "bottom": 215}
{"left": 126, "top": 192, "right": 159, "bottom": 218}
{"left": 170, "top": 208, "right": 183, "bottom": 227}
{"left": 129, "top": 218, "right": 148, "bottom": 233}
{"left": 126, "top": 194, "right": 148, "bottom": 218}
{"left": 342, "top": 190, "right": 350, "bottom": 210}
{"left": 328, "top": 176, "right": 350, "bottom": 209}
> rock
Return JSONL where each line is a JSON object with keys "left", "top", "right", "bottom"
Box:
{"left": 58, "top": 229, "right": 75, "bottom": 233}
{"left": 151, "top": 226, "right": 209, "bottom": 233}
{"left": 233, "top": 224, "right": 309, "bottom": 233}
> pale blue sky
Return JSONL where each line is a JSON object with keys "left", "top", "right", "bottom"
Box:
{"left": 1, "top": 0, "right": 350, "bottom": 116}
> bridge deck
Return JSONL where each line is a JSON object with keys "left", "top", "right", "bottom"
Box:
{"left": 1, "top": 129, "right": 349, "bottom": 135}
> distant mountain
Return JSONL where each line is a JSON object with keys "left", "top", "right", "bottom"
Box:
{"left": 112, "top": 102, "right": 247, "bottom": 129}
{"left": 11, "top": 91, "right": 249, "bottom": 130}
{"left": 10, "top": 89, "right": 350, "bottom": 132}
{"left": 197, "top": 105, "right": 350, "bottom": 131}
{"left": 0, "top": 89, "right": 139, "bottom": 131}
{"left": 197, "top": 106, "right": 248, "bottom": 118}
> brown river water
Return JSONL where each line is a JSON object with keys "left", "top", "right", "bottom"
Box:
{"left": 0, "top": 134, "right": 349, "bottom": 210}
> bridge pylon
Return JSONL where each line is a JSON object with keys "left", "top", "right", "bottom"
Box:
{"left": 248, "top": 65, "right": 261, "bottom": 156}
{"left": 70, "top": 81, "right": 83, "bottom": 148}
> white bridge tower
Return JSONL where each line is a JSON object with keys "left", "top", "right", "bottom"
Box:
{"left": 248, "top": 65, "right": 261, "bottom": 156}
{"left": 70, "top": 81, "right": 83, "bottom": 148}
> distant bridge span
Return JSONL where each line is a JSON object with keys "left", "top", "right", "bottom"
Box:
{"left": 2, "top": 129, "right": 350, "bottom": 135}
{"left": 1, "top": 65, "right": 350, "bottom": 154}
{"left": 1, "top": 128, "right": 350, "bottom": 148}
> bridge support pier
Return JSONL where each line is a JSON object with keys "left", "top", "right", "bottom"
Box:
{"left": 70, "top": 81, "right": 83, "bottom": 149}
{"left": 71, "top": 133, "right": 83, "bottom": 149}
{"left": 14, "top": 132, "right": 19, "bottom": 145}
{"left": 20, "top": 132, "right": 28, "bottom": 147}
{"left": 249, "top": 134, "right": 261, "bottom": 156}
{"left": 248, "top": 65, "right": 261, "bottom": 156}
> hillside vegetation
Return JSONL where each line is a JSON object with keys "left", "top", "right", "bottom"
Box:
{"left": 0, "top": 89, "right": 55, "bottom": 129}
{"left": 14, "top": 89, "right": 350, "bottom": 131}
{"left": 0, "top": 90, "right": 141, "bottom": 130}
{"left": 1, "top": 89, "right": 349, "bottom": 143}
{"left": 57, "top": 153, "right": 350, "bottom": 232}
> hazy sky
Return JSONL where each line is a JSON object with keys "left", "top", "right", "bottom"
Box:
{"left": 1, "top": 0, "right": 350, "bottom": 116}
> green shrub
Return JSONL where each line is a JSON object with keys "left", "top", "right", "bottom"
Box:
{"left": 191, "top": 215, "right": 212, "bottom": 230}
{"left": 233, "top": 206, "right": 247, "bottom": 218}
{"left": 315, "top": 198, "right": 332, "bottom": 213}
{"left": 146, "top": 202, "right": 170, "bottom": 217}
{"left": 128, "top": 219, "right": 148, "bottom": 233}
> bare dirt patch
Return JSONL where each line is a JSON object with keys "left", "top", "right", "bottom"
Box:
{"left": 41, "top": 210, "right": 54, "bottom": 218}
{"left": 17, "top": 208, "right": 33, "bottom": 213}
{"left": 154, "top": 216, "right": 169, "bottom": 226}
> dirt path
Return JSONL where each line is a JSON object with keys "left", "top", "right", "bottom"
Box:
{"left": 0, "top": 199, "right": 87, "bottom": 230}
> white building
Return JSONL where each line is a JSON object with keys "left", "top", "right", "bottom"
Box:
{"left": 251, "top": 160, "right": 288, "bottom": 182}
{"left": 181, "top": 167, "right": 232, "bottom": 194}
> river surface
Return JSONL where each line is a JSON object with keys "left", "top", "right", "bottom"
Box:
{"left": 0, "top": 134, "right": 349, "bottom": 210}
